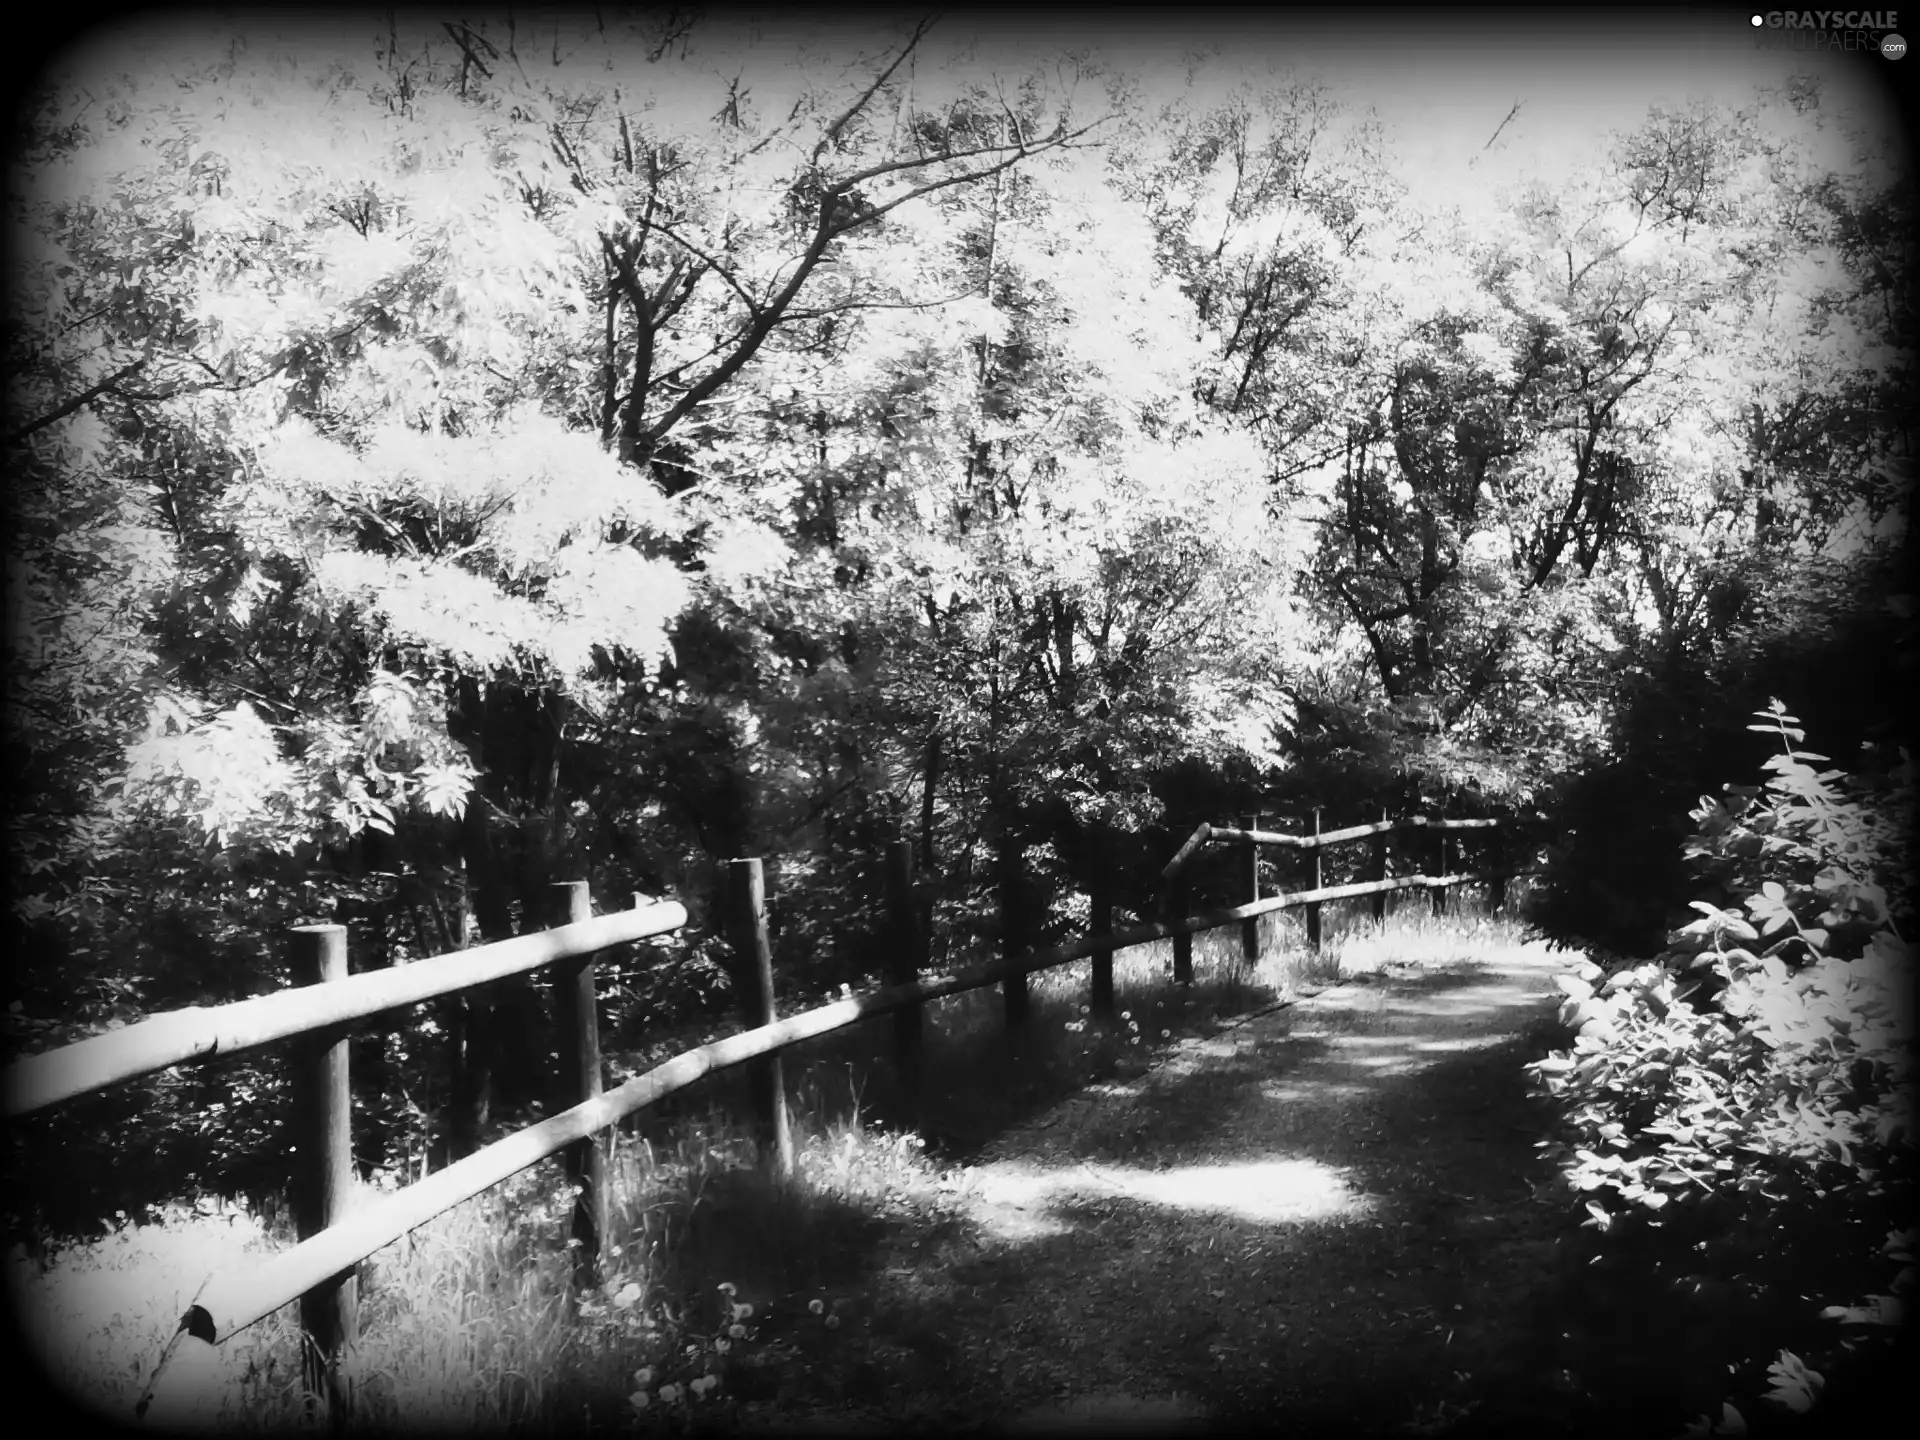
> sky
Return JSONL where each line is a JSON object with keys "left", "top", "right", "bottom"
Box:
{"left": 929, "top": 7, "right": 1911, "bottom": 207}
{"left": 29, "top": 6, "right": 1910, "bottom": 218}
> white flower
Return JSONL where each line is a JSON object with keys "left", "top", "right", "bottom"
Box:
{"left": 628, "top": 1391, "right": 650, "bottom": 1413}
{"left": 732, "top": 1302, "right": 754, "bottom": 1321}
{"left": 632, "top": 1367, "right": 653, "bottom": 1388}
{"left": 808, "top": 1299, "right": 825, "bottom": 1315}
{"left": 715, "top": 1338, "right": 731, "bottom": 1354}
{"left": 658, "top": 1383, "right": 681, "bottom": 1404}
{"left": 729, "top": 1322, "right": 747, "bottom": 1339}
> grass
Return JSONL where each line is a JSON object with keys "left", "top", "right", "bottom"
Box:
{"left": 9, "top": 886, "right": 1538, "bottom": 1432}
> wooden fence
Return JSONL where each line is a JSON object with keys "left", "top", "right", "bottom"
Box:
{"left": 1, "top": 812, "right": 1519, "bottom": 1422}
{"left": 1156, "top": 809, "right": 1514, "bottom": 984}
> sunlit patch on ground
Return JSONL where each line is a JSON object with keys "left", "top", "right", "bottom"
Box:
{"left": 1259, "top": 1078, "right": 1373, "bottom": 1103}
{"left": 1086, "top": 1157, "right": 1372, "bottom": 1223}
{"left": 1412, "top": 1034, "right": 1511, "bottom": 1055}
{"left": 967, "top": 1155, "right": 1371, "bottom": 1236}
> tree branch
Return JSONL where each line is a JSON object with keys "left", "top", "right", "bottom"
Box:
{"left": 6, "top": 360, "right": 148, "bottom": 448}
{"left": 813, "top": 16, "right": 939, "bottom": 165}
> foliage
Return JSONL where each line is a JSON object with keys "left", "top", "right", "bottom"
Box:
{"left": 1529, "top": 532, "right": 1914, "bottom": 957}
{"left": 1528, "top": 704, "right": 1913, "bottom": 1432}
{"left": 3, "top": 14, "right": 1912, "bottom": 1248}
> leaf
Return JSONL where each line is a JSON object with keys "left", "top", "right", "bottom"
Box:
{"left": 1819, "top": 1296, "right": 1903, "bottom": 1326}
{"left": 1763, "top": 1351, "right": 1823, "bottom": 1414}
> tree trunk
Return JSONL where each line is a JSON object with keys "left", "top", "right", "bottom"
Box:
{"left": 995, "top": 792, "right": 1030, "bottom": 1028}
{"left": 448, "top": 794, "right": 510, "bottom": 1159}
{"left": 919, "top": 731, "right": 941, "bottom": 874}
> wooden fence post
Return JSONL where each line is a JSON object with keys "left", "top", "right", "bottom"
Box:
{"left": 1240, "top": 813, "right": 1261, "bottom": 964}
{"left": 1000, "top": 840, "right": 1031, "bottom": 1030}
{"left": 1306, "top": 808, "right": 1324, "bottom": 953}
{"left": 550, "top": 881, "right": 607, "bottom": 1292}
{"left": 725, "top": 859, "right": 793, "bottom": 1180}
{"left": 1089, "top": 828, "right": 1114, "bottom": 1020}
{"left": 1490, "top": 825, "right": 1509, "bottom": 914}
{"left": 1167, "top": 869, "right": 1193, "bottom": 986}
{"left": 1432, "top": 829, "right": 1448, "bottom": 917}
{"left": 1371, "top": 806, "right": 1389, "bottom": 923}
{"left": 883, "top": 841, "right": 923, "bottom": 1083}
{"left": 290, "top": 923, "right": 356, "bottom": 1419}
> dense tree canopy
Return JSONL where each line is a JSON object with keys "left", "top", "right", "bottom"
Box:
{"left": 4, "top": 14, "right": 1910, "bottom": 1222}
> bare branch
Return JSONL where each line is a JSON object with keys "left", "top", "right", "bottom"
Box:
{"left": 783, "top": 286, "right": 984, "bottom": 322}
{"left": 1483, "top": 100, "right": 1523, "bottom": 152}
{"left": 836, "top": 124, "right": 1103, "bottom": 233}
{"left": 5, "top": 360, "right": 147, "bottom": 448}
{"left": 813, "top": 16, "right": 939, "bottom": 165}
{"left": 648, "top": 221, "right": 765, "bottom": 318}
{"left": 826, "top": 119, "right": 1099, "bottom": 201}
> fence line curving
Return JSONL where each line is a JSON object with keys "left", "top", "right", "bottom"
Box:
{"left": 2, "top": 813, "right": 1525, "bottom": 1421}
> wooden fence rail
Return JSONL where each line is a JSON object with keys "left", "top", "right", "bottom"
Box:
{"left": 3, "top": 900, "right": 689, "bottom": 1119}
{"left": 0, "top": 812, "right": 1523, "bottom": 1421}
{"left": 145, "top": 862, "right": 1505, "bottom": 1357}
{"left": 1160, "top": 811, "right": 1517, "bottom": 956}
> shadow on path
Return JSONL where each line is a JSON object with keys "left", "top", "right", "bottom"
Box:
{"left": 733, "top": 945, "right": 1589, "bottom": 1435}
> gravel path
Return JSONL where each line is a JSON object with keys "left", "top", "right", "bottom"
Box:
{"left": 740, "top": 945, "right": 1579, "bottom": 1435}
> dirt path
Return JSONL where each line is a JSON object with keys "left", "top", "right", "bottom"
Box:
{"left": 737, "top": 946, "right": 1581, "bottom": 1435}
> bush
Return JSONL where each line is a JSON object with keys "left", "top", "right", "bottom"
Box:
{"left": 1528, "top": 702, "right": 1913, "bottom": 1434}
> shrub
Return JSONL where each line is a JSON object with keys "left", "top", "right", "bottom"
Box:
{"left": 1528, "top": 702, "right": 1913, "bottom": 1433}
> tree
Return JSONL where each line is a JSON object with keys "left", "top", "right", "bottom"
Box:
{"left": 3, "top": 11, "right": 1111, "bottom": 1184}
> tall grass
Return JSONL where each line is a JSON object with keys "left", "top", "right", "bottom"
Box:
{"left": 11, "top": 884, "right": 1534, "bottom": 1431}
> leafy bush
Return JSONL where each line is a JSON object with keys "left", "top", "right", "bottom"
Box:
{"left": 1528, "top": 702, "right": 1913, "bottom": 1432}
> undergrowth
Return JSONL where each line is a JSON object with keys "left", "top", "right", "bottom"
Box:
{"left": 1524, "top": 702, "right": 1914, "bottom": 1438}
{"left": 10, "top": 890, "right": 1527, "bottom": 1430}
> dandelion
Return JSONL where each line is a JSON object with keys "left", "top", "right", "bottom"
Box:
{"left": 628, "top": 1392, "right": 650, "bottom": 1413}
{"left": 1130, "top": 1036, "right": 1140, "bottom": 1045}
{"left": 633, "top": 1367, "right": 654, "bottom": 1388}
{"left": 809, "top": 1299, "right": 825, "bottom": 1315}
{"left": 1121, "top": 1010, "right": 1131, "bottom": 1020}
{"left": 610, "top": 1244, "right": 623, "bottom": 1258}
{"left": 1161, "top": 1029, "right": 1170, "bottom": 1038}
{"left": 732, "top": 1302, "right": 754, "bottom": 1321}
{"left": 729, "top": 1322, "right": 747, "bottom": 1339}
